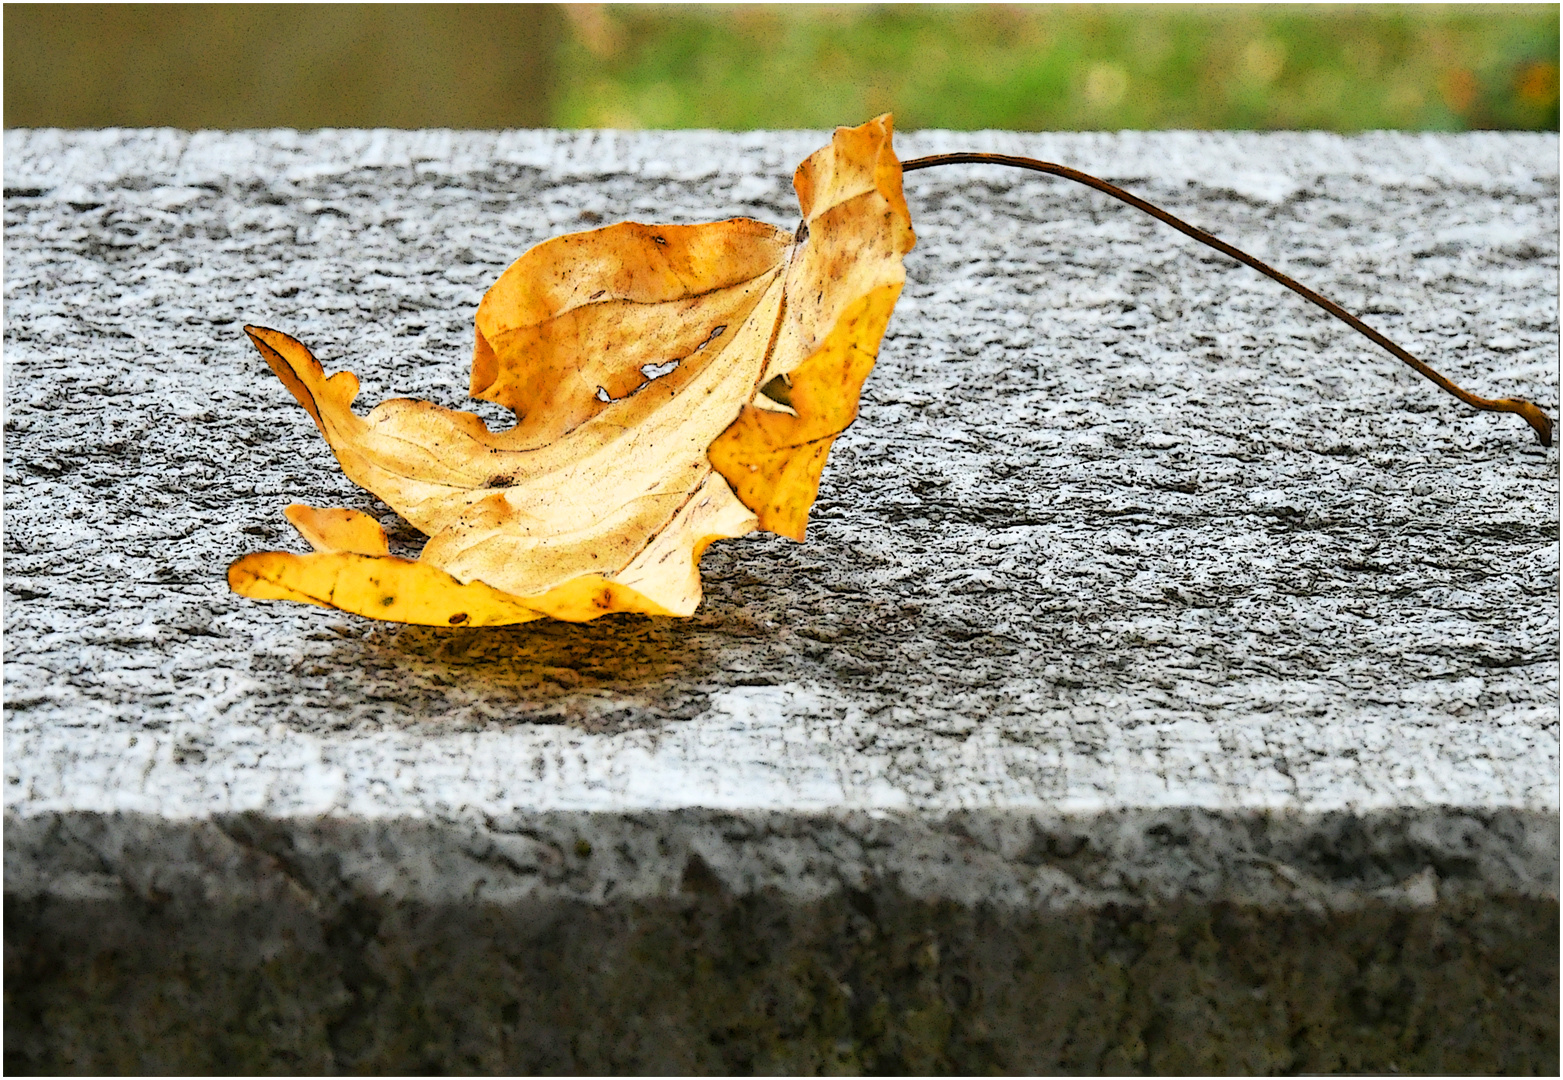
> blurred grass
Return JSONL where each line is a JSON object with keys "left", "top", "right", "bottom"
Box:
{"left": 4, "top": 3, "right": 1557, "bottom": 131}
{"left": 4, "top": 4, "right": 560, "bottom": 129}
{"left": 557, "top": 4, "right": 1559, "bottom": 132}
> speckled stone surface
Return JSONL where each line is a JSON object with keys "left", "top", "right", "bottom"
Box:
{"left": 4, "top": 128, "right": 1558, "bottom": 1073}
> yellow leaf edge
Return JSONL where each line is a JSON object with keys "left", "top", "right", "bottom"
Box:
{"left": 283, "top": 504, "right": 391, "bottom": 556}
{"left": 227, "top": 549, "right": 692, "bottom": 627}
{"left": 710, "top": 283, "right": 902, "bottom": 540}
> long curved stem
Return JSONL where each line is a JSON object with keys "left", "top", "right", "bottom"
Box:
{"left": 901, "top": 152, "right": 1553, "bottom": 447}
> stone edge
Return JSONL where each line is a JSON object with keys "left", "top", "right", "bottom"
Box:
{"left": 6, "top": 806, "right": 1556, "bottom": 911}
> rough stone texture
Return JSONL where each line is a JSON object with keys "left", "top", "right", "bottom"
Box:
{"left": 4, "top": 128, "right": 1558, "bottom": 1073}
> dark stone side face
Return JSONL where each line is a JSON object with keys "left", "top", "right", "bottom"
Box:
{"left": 5, "top": 888, "right": 1557, "bottom": 1075}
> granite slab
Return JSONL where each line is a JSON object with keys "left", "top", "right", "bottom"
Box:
{"left": 4, "top": 127, "right": 1558, "bottom": 1074}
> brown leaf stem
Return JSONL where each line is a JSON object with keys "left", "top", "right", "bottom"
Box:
{"left": 901, "top": 152, "right": 1553, "bottom": 447}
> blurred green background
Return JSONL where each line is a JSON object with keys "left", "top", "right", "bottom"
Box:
{"left": 5, "top": 3, "right": 1558, "bottom": 131}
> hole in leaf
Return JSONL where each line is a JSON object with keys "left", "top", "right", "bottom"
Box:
{"left": 759, "top": 373, "right": 793, "bottom": 409}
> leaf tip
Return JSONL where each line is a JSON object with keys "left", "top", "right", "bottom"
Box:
{"left": 226, "top": 552, "right": 296, "bottom": 603}
{"left": 1522, "top": 403, "right": 1554, "bottom": 447}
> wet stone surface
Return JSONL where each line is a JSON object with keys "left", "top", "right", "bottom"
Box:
{"left": 4, "top": 128, "right": 1558, "bottom": 1073}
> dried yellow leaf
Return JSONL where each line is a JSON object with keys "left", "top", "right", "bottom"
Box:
{"left": 230, "top": 115, "right": 914, "bottom": 624}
